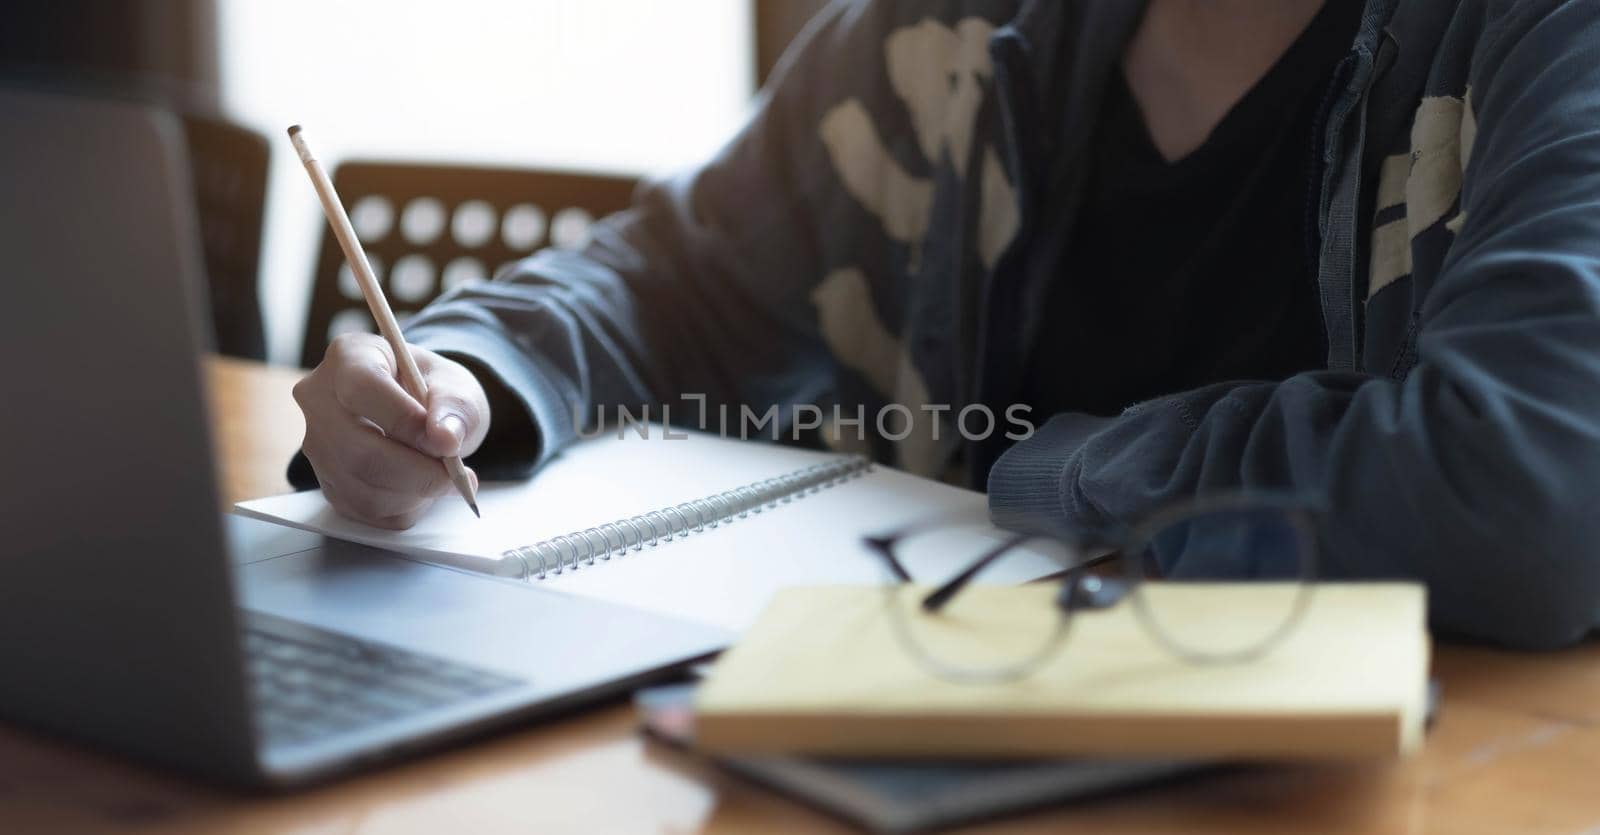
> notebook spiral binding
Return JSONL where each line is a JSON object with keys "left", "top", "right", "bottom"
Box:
{"left": 501, "top": 455, "right": 872, "bottom": 581}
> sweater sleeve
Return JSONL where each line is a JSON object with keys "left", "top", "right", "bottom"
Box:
{"left": 990, "top": 0, "right": 1600, "bottom": 649}
{"left": 399, "top": 1, "right": 893, "bottom": 476}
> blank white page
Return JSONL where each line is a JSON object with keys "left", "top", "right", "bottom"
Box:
{"left": 234, "top": 430, "right": 836, "bottom": 576}
{"left": 236, "top": 430, "right": 1070, "bottom": 632}
{"left": 541, "top": 465, "right": 1070, "bottom": 632}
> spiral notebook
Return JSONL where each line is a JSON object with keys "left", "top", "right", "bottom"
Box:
{"left": 235, "top": 430, "right": 1067, "bottom": 632}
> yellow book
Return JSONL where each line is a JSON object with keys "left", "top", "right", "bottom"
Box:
{"left": 695, "top": 583, "right": 1429, "bottom": 760}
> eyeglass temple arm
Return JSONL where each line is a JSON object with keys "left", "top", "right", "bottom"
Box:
{"left": 920, "top": 533, "right": 1037, "bottom": 612}
{"left": 866, "top": 520, "right": 1112, "bottom": 607}
{"left": 863, "top": 515, "right": 986, "bottom": 583}
{"left": 925, "top": 540, "right": 1123, "bottom": 614}
{"left": 861, "top": 534, "right": 915, "bottom": 583}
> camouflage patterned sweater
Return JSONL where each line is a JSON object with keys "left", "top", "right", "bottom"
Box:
{"left": 401, "top": 0, "right": 1600, "bottom": 647}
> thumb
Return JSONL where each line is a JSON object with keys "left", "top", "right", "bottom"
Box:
{"left": 414, "top": 356, "right": 490, "bottom": 458}
{"left": 423, "top": 408, "right": 469, "bottom": 458}
{"left": 421, "top": 386, "right": 485, "bottom": 458}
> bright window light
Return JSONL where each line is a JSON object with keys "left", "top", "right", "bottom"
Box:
{"left": 218, "top": 0, "right": 755, "bottom": 363}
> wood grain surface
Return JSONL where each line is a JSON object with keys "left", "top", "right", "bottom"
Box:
{"left": 1, "top": 356, "right": 1595, "bottom": 835}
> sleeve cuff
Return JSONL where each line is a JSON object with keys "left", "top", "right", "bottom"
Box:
{"left": 986, "top": 412, "right": 1117, "bottom": 538}
{"left": 405, "top": 319, "right": 579, "bottom": 478}
{"left": 287, "top": 449, "right": 318, "bottom": 491}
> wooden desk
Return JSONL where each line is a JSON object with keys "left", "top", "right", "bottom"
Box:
{"left": 3, "top": 356, "right": 1598, "bottom": 834}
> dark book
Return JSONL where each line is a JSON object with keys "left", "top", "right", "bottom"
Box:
{"left": 636, "top": 683, "right": 1202, "bottom": 834}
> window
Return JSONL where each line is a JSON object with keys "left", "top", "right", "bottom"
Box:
{"left": 218, "top": 0, "right": 754, "bottom": 362}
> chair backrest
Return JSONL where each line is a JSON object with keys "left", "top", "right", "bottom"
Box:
{"left": 182, "top": 114, "right": 269, "bottom": 360}
{"left": 299, "top": 161, "right": 638, "bottom": 367}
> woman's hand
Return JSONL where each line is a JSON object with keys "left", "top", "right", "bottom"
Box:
{"left": 293, "top": 333, "right": 489, "bottom": 528}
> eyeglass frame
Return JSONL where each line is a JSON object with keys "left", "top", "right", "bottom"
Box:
{"left": 861, "top": 492, "right": 1325, "bottom": 683}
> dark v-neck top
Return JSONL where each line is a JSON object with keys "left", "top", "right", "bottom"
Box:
{"left": 1016, "top": 1, "right": 1362, "bottom": 421}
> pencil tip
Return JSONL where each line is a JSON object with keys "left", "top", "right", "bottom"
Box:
{"left": 469, "top": 499, "right": 481, "bottom": 519}
{"left": 287, "top": 124, "right": 302, "bottom": 137}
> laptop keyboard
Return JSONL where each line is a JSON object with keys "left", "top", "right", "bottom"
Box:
{"left": 243, "top": 617, "right": 525, "bottom": 747}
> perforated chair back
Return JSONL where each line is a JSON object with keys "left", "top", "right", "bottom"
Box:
{"left": 299, "top": 162, "right": 638, "bottom": 367}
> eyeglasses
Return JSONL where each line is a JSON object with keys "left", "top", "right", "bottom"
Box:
{"left": 862, "top": 493, "right": 1322, "bottom": 684}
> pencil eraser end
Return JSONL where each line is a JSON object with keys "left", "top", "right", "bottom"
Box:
{"left": 286, "top": 124, "right": 302, "bottom": 138}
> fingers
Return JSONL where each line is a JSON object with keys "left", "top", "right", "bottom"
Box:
{"left": 311, "top": 434, "right": 478, "bottom": 530}
{"left": 321, "top": 335, "right": 491, "bottom": 458}
{"left": 324, "top": 336, "right": 432, "bottom": 447}
{"left": 306, "top": 429, "right": 457, "bottom": 525}
{"left": 295, "top": 332, "right": 491, "bottom": 529}
{"left": 301, "top": 333, "right": 487, "bottom": 457}
{"left": 334, "top": 360, "right": 430, "bottom": 447}
{"left": 319, "top": 478, "right": 433, "bottom": 530}
{"left": 327, "top": 427, "right": 458, "bottom": 500}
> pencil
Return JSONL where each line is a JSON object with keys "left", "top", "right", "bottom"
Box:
{"left": 286, "top": 124, "right": 481, "bottom": 518}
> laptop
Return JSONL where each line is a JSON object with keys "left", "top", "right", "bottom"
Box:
{"left": 0, "top": 88, "right": 728, "bottom": 786}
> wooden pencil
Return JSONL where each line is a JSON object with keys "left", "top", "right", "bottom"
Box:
{"left": 287, "top": 124, "right": 480, "bottom": 518}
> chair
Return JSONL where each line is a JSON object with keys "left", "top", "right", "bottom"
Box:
{"left": 299, "top": 162, "right": 638, "bottom": 367}
{"left": 182, "top": 114, "right": 269, "bottom": 360}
